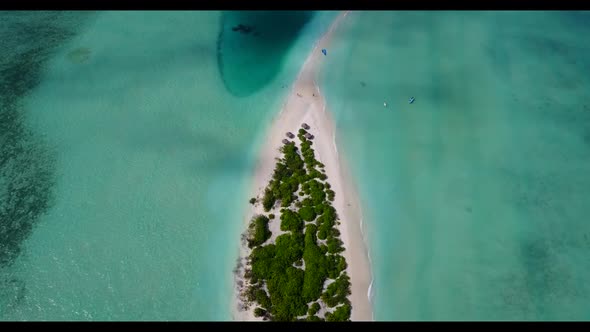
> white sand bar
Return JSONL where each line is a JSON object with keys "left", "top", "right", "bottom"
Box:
{"left": 233, "top": 11, "right": 373, "bottom": 321}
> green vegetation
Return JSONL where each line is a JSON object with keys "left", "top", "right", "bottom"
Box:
{"left": 255, "top": 288, "right": 272, "bottom": 309}
{"left": 280, "top": 209, "right": 304, "bottom": 233}
{"left": 302, "top": 224, "right": 327, "bottom": 302}
{"left": 249, "top": 197, "right": 257, "bottom": 205}
{"left": 254, "top": 307, "right": 268, "bottom": 318}
{"left": 261, "top": 142, "right": 306, "bottom": 211}
{"left": 241, "top": 129, "right": 351, "bottom": 321}
{"left": 321, "top": 273, "right": 351, "bottom": 308}
{"left": 247, "top": 215, "right": 271, "bottom": 249}
{"left": 326, "top": 189, "right": 335, "bottom": 201}
{"left": 298, "top": 206, "right": 316, "bottom": 222}
{"left": 314, "top": 203, "right": 327, "bottom": 215}
{"left": 326, "top": 254, "right": 347, "bottom": 279}
{"left": 308, "top": 302, "right": 321, "bottom": 316}
{"left": 307, "top": 315, "right": 323, "bottom": 322}
{"left": 325, "top": 303, "right": 351, "bottom": 322}
{"left": 326, "top": 236, "right": 345, "bottom": 254}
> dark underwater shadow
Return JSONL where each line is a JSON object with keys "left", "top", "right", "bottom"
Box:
{"left": 0, "top": 11, "right": 94, "bottom": 269}
{"left": 216, "top": 11, "right": 314, "bottom": 98}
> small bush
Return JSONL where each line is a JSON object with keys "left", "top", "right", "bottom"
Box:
{"left": 255, "top": 289, "right": 272, "bottom": 309}
{"left": 280, "top": 209, "right": 304, "bottom": 233}
{"left": 326, "top": 254, "right": 347, "bottom": 279}
{"left": 249, "top": 198, "right": 257, "bottom": 205}
{"left": 245, "top": 285, "right": 258, "bottom": 302}
{"left": 327, "top": 236, "right": 344, "bottom": 254}
{"left": 314, "top": 203, "right": 326, "bottom": 215}
{"left": 301, "top": 198, "right": 314, "bottom": 207}
{"left": 269, "top": 214, "right": 275, "bottom": 219}
{"left": 262, "top": 189, "right": 275, "bottom": 212}
{"left": 322, "top": 273, "right": 352, "bottom": 308}
{"left": 326, "top": 189, "right": 335, "bottom": 201}
{"left": 317, "top": 228, "right": 328, "bottom": 240}
{"left": 247, "top": 215, "right": 271, "bottom": 248}
{"left": 298, "top": 206, "right": 317, "bottom": 222}
{"left": 331, "top": 228, "right": 340, "bottom": 237}
{"left": 325, "top": 303, "right": 351, "bottom": 321}
{"left": 308, "top": 302, "right": 321, "bottom": 316}
{"left": 254, "top": 307, "right": 267, "bottom": 317}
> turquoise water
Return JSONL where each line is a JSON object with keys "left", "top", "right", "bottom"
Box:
{"left": 218, "top": 11, "right": 314, "bottom": 97}
{"left": 4, "top": 10, "right": 588, "bottom": 322}
{"left": 320, "top": 11, "right": 590, "bottom": 320}
{"left": 0, "top": 11, "right": 336, "bottom": 320}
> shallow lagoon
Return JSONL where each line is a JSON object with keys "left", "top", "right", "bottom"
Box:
{"left": 320, "top": 11, "right": 590, "bottom": 320}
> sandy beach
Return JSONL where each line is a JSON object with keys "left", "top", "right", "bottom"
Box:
{"left": 232, "top": 11, "right": 373, "bottom": 321}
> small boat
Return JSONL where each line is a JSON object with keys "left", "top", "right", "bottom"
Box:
{"left": 408, "top": 97, "right": 415, "bottom": 104}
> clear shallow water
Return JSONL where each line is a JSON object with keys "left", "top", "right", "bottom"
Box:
{"left": 0, "top": 11, "right": 96, "bottom": 311}
{"left": 0, "top": 10, "right": 335, "bottom": 320}
{"left": 5, "top": 10, "right": 588, "bottom": 322}
{"left": 320, "top": 11, "right": 590, "bottom": 320}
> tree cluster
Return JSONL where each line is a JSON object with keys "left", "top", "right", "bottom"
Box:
{"left": 243, "top": 129, "right": 351, "bottom": 321}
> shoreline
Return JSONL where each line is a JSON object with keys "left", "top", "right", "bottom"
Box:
{"left": 232, "top": 11, "right": 373, "bottom": 321}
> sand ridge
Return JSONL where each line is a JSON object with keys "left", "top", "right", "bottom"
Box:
{"left": 232, "top": 11, "right": 373, "bottom": 321}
